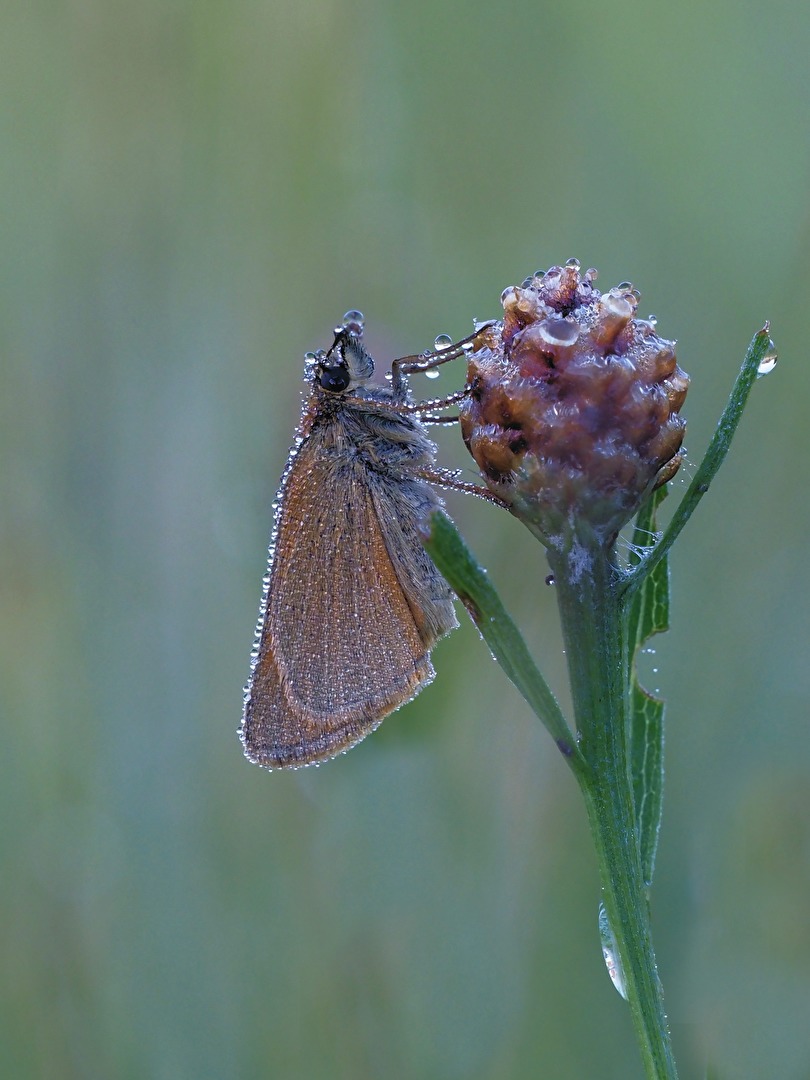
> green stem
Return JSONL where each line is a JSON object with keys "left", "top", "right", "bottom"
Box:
{"left": 548, "top": 542, "right": 678, "bottom": 1080}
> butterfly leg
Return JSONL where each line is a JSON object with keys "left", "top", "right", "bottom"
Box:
{"left": 390, "top": 322, "right": 496, "bottom": 396}
{"left": 420, "top": 414, "right": 460, "bottom": 425}
{"left": 417, "top": 466, "right": 510, "bottom": 508}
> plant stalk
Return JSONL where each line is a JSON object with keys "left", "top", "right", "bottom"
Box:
{"left": 547, "top": 541, "right": 678, "bottom": 1080}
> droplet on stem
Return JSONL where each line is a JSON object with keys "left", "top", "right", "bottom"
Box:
{"left": 599, "top": 902, "right": 628, "bottom": 1000}
{"left": 756, "top": 347, "right": 777, "bottom": 377}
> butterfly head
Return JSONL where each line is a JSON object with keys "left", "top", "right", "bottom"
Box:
{"left": 306, "top": 310, "right": 374, "bottom": 394}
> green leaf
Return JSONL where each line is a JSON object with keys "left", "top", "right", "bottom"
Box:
{"left": 627, "top": 486, "right": 669, "bottom": 889}
{"left": 621, "top": 325, "right": 775, "bottom": 598}
{"left": 619, "top": 324, "right": 774, "bottom": 885}
{"left": 422, "top": 512, "right": 584, "bottom": 772}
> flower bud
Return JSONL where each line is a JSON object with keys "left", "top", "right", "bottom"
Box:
{"left": 460, "top": 263, "right": 688, "bottom": 546}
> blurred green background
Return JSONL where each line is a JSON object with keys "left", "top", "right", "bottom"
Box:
{"left": 2, "top": 1, "right": 808, "bottom": 1077}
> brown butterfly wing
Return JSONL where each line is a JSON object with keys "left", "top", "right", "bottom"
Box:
{"left": 366, "top": 479, "right": 458, "bottom": 648}
{"left": 241, "top": 433, "right": 445, "bottom": 768}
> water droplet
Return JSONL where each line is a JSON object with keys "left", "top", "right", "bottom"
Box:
{"left": 534, "top": 268, "right": 547, "bottom": 279}
{"left": 384, "top": 371, "right": 393, "bottom": 381}
{"left": 434, "top": 333, "right": 453, "bottom": 351}
{"left": 647, "top": 314, "right": 658, "bottom": 327}
{"left": 545, "top": 573, "right": 555, "bottom": 586}
{"left": 597, "top": 293, "right": 633, "bottom": 338}
{"left": 757, "top": 348, "right": 777, "bottom": 377}
{"left": 341, "top": 309, "right": 364, "bottom": 330}
{"left": 521, "top": 276, "right": 534, "bottom": 288}
{"left": 565, "top": 257, "right": 581, "bottom": 270}
{"left": 599, "top": 903, "right": 628, "bottom": 1000}
{"left": 424, "top": 368, "right": 440, "bottom": 380}
{"left": 536, "top": 316, "right": 580, "bottom": 347}
{"left": 618, "top": 281, "right": 633, "bottom": 291}
{"left": 501, "top": 286, "right": 519, "bottom": 306}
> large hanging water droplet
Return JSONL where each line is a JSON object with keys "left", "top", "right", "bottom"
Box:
{"left": 756, "top": 347, "right": 777, "bottom": 377}
{"left": 599, "top": 903, "right": 628, "bottom": 1000}
{"left": 536, "top": 316, "right": 580, "bottom": 347}
{"left": 424, "top": 368, "right": 441, "bottom": 380}
{"left": 434, "top": 333, "right": 453, "bottom": 351}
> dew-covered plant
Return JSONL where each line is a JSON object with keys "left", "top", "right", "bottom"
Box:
{"left": 423, "top": 261, "right": 775, "bottom": 1080}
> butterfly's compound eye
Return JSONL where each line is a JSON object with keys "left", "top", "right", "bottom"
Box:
{"left": 317, "top": 363, "right": 351, "bottom": 393}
